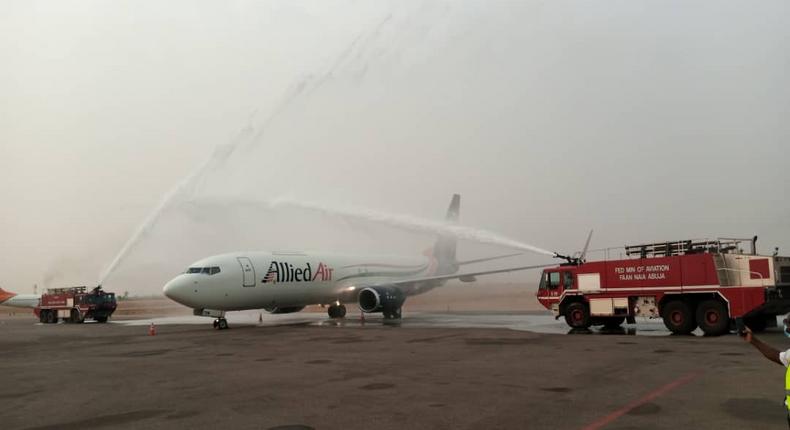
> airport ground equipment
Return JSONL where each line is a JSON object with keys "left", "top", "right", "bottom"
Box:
{"left": 35, "top": 286, "right": 117, "bottom": 324}
{"left": 537, "top": 237, "right": 790, "bottom": 335}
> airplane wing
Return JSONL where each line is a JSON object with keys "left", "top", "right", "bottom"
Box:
{"left": 371, "top": 262, "right": 555, "bottom": 288}
{"left": 456, "top": 253, "right": 523, "bottom": 266}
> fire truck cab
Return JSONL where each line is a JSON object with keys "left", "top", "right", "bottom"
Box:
{"left": 537, "top": 237, "right": 790, "bottom": 336}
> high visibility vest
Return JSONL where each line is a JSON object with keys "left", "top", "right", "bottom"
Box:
{"left": 786, "top": 365, "right": 790, "bottom": 410}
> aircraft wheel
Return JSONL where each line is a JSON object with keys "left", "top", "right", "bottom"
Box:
{"left": 328, "top": 304, "right": 346, "bottom": 319}
{"left": 217, "top": 318, "right": 229, "bottom": 330}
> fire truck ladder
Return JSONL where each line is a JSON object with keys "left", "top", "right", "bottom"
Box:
{"left": 624, "top": 239, "right": 723, "bottom": 258}
{"left": 46, "top": 286, "right": 87, "bottom": 295}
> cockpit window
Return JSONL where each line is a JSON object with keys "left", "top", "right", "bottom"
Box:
{"left": 186, "top": 266, "right": 221, "bottom": 275}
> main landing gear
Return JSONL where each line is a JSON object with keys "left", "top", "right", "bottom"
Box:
{"left": 328, "top": 304, "right": 347, "bottom": 319}
{"left": 383, "top": 307, "right": 402, "bottom": 320}
{"left": 213, "top": 318, "right": 229, "bottom": 330}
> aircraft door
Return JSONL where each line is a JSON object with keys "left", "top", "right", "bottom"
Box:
{"left": 237, "top": 257, "right": 256, "bottom": 287}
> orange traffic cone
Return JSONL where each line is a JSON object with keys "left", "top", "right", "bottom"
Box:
{"left": 148, "top": 323, "right": 156, "bottom": 336}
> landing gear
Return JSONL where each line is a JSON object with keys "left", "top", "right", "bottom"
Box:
{"left": 328, "top": 304, "right": 347, "bottom": 319}
{"left": 213, "top": 318, "right": 229, "bottom": 330}
{"left": 383, "top": 307, "right": 402, "bottom": 320}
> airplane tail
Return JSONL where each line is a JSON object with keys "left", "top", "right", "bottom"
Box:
{"left": 432, "top": 194, "right": 460, "bottom": 274}
{"left": 0, "top": 288, "right": 40, "bottom": 309}
{"left": 0, "top": 287, "right": 15, "bottom": 304}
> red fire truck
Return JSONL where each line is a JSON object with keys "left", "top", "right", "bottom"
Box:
{"left": 537, "top": 237, "right": 790, "bottom": 336}
{"left": 35, "top": 286, "right": 117, "bottom": 324}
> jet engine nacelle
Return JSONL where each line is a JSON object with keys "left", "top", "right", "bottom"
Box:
{"left": 263, "top": 305, "right": 305, "bottom": 314}
{"left": 358, "top": 286, "right": 405, "bottom": 313}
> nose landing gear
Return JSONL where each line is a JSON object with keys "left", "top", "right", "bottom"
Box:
{"left": 327, "top": 304, "right": 347, "bottom": 319}
{"left": 213, "top": 318, "right": 229, "bottom": 330}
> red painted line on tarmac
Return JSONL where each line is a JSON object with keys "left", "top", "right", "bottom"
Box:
{"left": 580, "top": 370, "right": 702, "bottom": 430}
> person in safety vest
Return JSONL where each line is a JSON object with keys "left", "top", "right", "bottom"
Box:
{"left": 743, "top": 315, "right": 790, "bottom": 429}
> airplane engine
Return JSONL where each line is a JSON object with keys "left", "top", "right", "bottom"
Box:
{"left": 358, "top": 286, "right": 405, "bottom": 313}
{"left": 263, "top": 305, "right": 305, "bottom": 314}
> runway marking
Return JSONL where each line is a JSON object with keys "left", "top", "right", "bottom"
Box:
{"left": 580, "top": 370, "right": 702, "bottom": 430}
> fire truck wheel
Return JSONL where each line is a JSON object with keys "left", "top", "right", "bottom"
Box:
{"left": 95, "top": 316, "right": 108, "bottom": 323}
{"left": 46, "top": 311, "right": 57, "bottom": 324}
{"left": 661, "top": 301, "right": 696, "bottom": 335}
{"left": 39, "top": 312, "right": 47, "bottom": 324}
{"left": 70, "top": 309, "right": 83, "bottom": 324}
{"left": 696, "top": 299, "right": 729, "bottom": 336}
{"left": 565, "top": 302, "right": 591, "bottom": 329}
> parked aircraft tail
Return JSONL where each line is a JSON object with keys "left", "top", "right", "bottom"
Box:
{"left": 432, "top": 194, "right": 460, "bottom": 274}
{"left": 0, "top": 288, "right": 40, "bottom": 308}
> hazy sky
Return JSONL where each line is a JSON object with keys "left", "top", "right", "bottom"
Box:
{"left": 2, "top": 0, "right": 788, "bottom": 294}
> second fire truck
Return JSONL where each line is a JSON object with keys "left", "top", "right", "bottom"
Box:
{"left": 35, "top": 286, "right": 117, "bottom": 324}
{"left": 537, "top": 237, "right": 790, "bottom": 336}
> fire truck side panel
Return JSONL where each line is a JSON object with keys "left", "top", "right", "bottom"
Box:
{"left": 679, "top": 254, "right": 720, "bottom": 288}
{"left": 717, "top": 287, "right": 767, "bottom": 317}
{"left": 720, "top": 255, "right": 775, "bottom": 287}
{"left": 605, "top": 257, "right": 684, "bottom": 289}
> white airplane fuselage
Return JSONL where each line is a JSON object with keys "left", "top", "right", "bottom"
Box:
{"left": 163, "top": 251, "right": 438, "bottom": 312}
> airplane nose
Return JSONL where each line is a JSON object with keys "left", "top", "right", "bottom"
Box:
{"left": 163, "top": 277, "right": 185, "bottom": 302}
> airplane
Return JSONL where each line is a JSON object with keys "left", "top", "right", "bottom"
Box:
{"left": 0, "top": 288, "right": 40, "bottom": 309}
{"left": 163, "top": 194, "right": 553, "bottom": 329}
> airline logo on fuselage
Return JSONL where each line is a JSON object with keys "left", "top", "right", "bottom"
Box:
{"left": 262, "top": 261, "right": 334, "bottom": 284}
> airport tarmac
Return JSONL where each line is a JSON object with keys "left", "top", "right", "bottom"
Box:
{"left": 111, "top": 309, "right": 711, "bottom": 337}
{"left": 1, "top": 312, "right": 788, "bottom": 430}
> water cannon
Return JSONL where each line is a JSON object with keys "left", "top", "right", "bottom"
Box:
{"left": 553, "top": 252, "right": 580, "bottom": 265}
{"left": 553, "top": 230, "right": 594, "bottom": 266}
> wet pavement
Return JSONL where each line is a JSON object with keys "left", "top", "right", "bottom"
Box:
{"left": 3, "top": 313, "right": 789, "bottom": 429}
{"left": 113, "top": 309, "right": 773, "bottom": 337}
